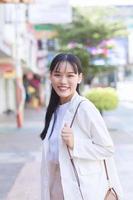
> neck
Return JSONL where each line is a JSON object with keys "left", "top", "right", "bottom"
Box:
{"left": 60, "top": 92, "right": 78, "bottom": 104}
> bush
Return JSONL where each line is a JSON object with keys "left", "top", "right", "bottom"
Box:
{"left": 85, "top": 87, "right": 119, "bottom": 114}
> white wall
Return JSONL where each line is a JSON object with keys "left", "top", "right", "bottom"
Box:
{"left": 0, "top": 78, "right": 16, "bottom": 114}
{"left": 0, "top": 5, "right": 4, "bottom": 39}
{"left": 6, "top": 79, "right": 16, "bottom": 111}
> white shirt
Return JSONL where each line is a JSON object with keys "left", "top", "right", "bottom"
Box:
{"left": 49, "top": 101, "right": 70, "bottom": 163}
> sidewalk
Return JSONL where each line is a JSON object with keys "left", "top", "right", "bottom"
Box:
{"left": 6, "top": 161, "right": 41, "bottom": 200}
{"left": 0, "top": 108, "right": 44, "bottom": 200}
{"left": 104, "top": 101, "right": 133, "bottom": 200}
{"left": 0, "top": 104, "right": 133, "bottom": 200}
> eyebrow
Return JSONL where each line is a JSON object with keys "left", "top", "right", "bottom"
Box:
{"left": 53, "top": 71, "right": 75, "bottom": 74}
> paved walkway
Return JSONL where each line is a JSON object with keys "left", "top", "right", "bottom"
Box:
{"left": 0, "top": 108, "right": 44, "bottom": 200}
{"left": 6, "top": 161, "right": 41, "bottom": 200}
{"left": 104, "top": 101, "right": 133, "bottom": 200}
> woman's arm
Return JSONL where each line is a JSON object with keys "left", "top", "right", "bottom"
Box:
{"left": 70, "top": 100, "right": 114, "bottom": 160}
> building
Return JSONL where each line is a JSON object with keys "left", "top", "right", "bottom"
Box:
{"left": 0, "top": 50, "right": 16, "bottom": 114}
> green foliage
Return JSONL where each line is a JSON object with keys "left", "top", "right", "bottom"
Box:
{"left": 88, "top": 65, "right": 116, "bottom": 75}
{"left": 85, "top": 87, "right": 119, "bottom": 113}
{"left": 56, "top": 7, "right": 126, "bottom": 46}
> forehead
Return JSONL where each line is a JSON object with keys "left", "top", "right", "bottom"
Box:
{"left": 53, "top": 61, "right": 76, "bottom": 73}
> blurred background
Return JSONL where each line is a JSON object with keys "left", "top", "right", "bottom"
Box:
{"left": 0, "top": 0, "right": 133, "bottom": 199}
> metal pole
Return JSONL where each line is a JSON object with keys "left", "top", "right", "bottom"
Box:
{"left": 14, "top": 4, "right": 25, "bottom": 128}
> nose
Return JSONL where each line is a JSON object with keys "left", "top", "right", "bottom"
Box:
{"left": 60, "top": 76, "right": 68, "bottom": 84}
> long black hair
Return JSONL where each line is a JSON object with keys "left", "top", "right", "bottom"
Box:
{"left": 40, "top": 53, "right": 82, "bottom": 140}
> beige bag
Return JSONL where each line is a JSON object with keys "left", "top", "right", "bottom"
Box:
{"left": 104, "top": 188, "right": 118, "bottom": 200}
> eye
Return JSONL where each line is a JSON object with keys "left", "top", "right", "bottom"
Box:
{"left": 54, "top": 73, "right": 61, "bottom": 77}
{"left": 67, "top": 74, "right": 75, "bottom": 77}
{"left": 68, "top": 75, "right": 74, "bottom": 77}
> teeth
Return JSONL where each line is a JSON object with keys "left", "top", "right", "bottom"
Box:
{"left": 59, "top": 87, "right": 68, "bottom": 90}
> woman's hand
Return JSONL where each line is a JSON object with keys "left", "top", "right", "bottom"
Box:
{"left": 61, "top": 123, "right": 74, "bottom": 149}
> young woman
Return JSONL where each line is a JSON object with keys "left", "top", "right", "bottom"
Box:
{"left": 40, "top": 53, "right": 123, "bottom": 200}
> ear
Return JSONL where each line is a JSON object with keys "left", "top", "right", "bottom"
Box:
{"left": 78, "top": 73, "right": 83, "bottom": 84}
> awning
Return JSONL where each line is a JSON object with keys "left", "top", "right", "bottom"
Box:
{"left": 0, "top": 50, "right": 15, "bottom": 74}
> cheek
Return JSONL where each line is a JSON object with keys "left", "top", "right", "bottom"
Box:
{"left": 74, "top": 83, "right": 78, "bottom": 89}
{"left": 72, "top": 78, "right": 79, "bottom": 86}
{"left": 70, "top": 81, "right": 78, "bottom": 89}
{"left": 50, "top": 77, "right": 58, "bottom": 85}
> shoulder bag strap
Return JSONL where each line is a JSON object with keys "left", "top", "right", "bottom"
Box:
{"left": 67, "top": 100, "right": 85, "bottom": 200}
{"left": 104, "top": 159, "right": 113, "bottom": 190}
{"left": 103, "top": 160, "right": 110, "bottom": 184}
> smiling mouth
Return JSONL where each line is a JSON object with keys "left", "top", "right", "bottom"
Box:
{"left": 58, "top": 86, "right": 69, "bottom": 91}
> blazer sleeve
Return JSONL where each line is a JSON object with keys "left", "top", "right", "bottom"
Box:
{"left": 70, "top": 100, "right": 115, "bottom": 160}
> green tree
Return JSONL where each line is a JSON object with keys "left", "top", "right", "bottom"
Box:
{"left": 57, "top": 7, "right": 126, "bottom": 47}
{"left": 56, "top": 7, "right": 127, "bottom": 84}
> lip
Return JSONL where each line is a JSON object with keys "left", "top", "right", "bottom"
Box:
{"left": 58, "top": 86, "right": 69, "bottom": 91}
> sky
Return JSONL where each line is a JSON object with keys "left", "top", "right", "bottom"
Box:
{"left": 70, "top": 0, "right": 133, "bottom": 6}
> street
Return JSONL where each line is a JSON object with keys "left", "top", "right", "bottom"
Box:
{"left": 0, "top": 100, "right": 133, "bottom": 200}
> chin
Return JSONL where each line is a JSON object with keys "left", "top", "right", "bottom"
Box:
{"left": 56, "top": 91, "right": 70, "bottom": 97}
{"left": 60, "top": 93, "right": 73, "bottom": 101}
{"left": 60, "top": 94, "right": 70, "bottom": 98}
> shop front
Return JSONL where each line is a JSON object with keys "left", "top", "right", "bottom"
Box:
{"left": 0, "top": 51, "right": 16, "bottom": 114}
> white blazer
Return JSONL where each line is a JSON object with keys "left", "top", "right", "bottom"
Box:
{"left": 41, "top": 92, "right": 123, "bottom": 200}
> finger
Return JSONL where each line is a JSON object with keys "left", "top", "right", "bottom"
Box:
{"left": 62, "top": 136, "right": 69, "bottom": 140}
{"left": 62, "top": 132, "right": 71, "bottom": 136}
{"left": 62, "top": 130, "right": 70, "bottom": 134}
{"left": 61, "top": 132, "right": 70, "bottom": 137}
{"left": 64, "top": 123, "right": 70, "bottom": 128}
{"left": 63, "top": 133, "right": 72, "bottom": 137}
{"left": 62, "top": 136, "right": 70, "bottom": 140}
{"left": 64, "top": 123, "right": 67, "bottom": 127}
{"left": 62, "top": 126, "right": 71, "bottom": 131}
{"left": 62, "top": 137, "right": 69, "bottom": 143}
{"left": 62, "top": 128, "right": 70, "bottom": 133}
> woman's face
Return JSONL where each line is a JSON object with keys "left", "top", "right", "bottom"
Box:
{"left": 50, "top": 61, "right": 82, "bottom": 104}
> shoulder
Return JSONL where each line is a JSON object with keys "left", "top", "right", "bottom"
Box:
{"left": 79, "top": 96, "right": 99, "bottom": 111}
{"left": 70, "top": 93, "right": 100, "bottom": 118}
{"left": 77, "top": 96, "right": 101, "bottom": 119}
